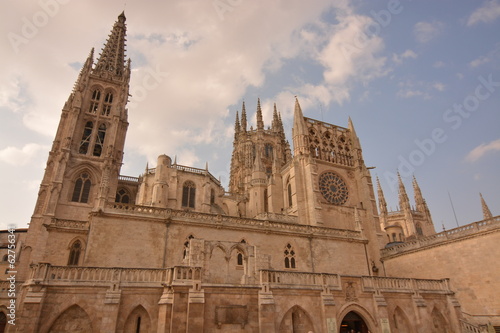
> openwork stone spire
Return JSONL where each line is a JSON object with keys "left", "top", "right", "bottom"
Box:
{"left": 95, "top": 12, "right": 127, "bottom": 78}
{"left": 480, "top": 193, "right": 493, "bottom": 219}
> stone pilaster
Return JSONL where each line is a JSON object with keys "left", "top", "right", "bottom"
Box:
{"left": 186, "top": 283, "right": 205, "bottom": 333}
{"left": 157, "top": 287, "right": 174, "bottom": 333}
{"left": 258, "top": 285, "right": 276, "bottom": 332}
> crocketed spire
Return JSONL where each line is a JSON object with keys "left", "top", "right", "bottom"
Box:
{"left": 94, "top": 12, "right": 128, "bottom": 78}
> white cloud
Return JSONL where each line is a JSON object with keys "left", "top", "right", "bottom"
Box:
{"left": 0, "top": 77, "right": 27, "bottom": 113}
{"left": 414, "top": 21, "right": 445, "bottom": 43}
{"left": 433, "top": 61, "right": 446, "bottom": 68}
{"left": 392, "top": 50, "right": 417, "bottom": 64}
{"left": 467, "top": 0, "right": 500, "bottom": 26}
{"left": 470, "top": 55, "right": 491, "bottom": 68}
{"left": 397, "top": 89, "right": 430, "bottom": 99}
{"left": 0, "top": 143, "right": 48, "bottom": 166}
{"left": 432, "top": 82, "right": 446, "bottom": 92}
{"left": 465, "top": 139, "right": 500, "bottom": 163}
{"left": 469, "top": 44, "right": 500, "bottom": 68}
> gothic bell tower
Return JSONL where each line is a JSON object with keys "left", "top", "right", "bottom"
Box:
{"left": 26, "top": 12, "right": 131, "bottom": 264}
{"left": 228, "top": 99, "right": 292, "bottom": 217}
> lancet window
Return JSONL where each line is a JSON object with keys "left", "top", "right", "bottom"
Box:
{"left": 71, "top": 172, "right": 91, "bottom": 203}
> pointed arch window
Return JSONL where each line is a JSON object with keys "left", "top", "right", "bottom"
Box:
{"left": 71, "top": 172, "right": 91, "bottom": 203}
{"left": 284, "top": 243, "right": 296, "bottom": 269}
{"left": 92, "top": 123, "right": 107, "bottom": 157}
{"left": 264, "top": 143, "right": 273, "bottom": 158}
{"left": 182, "top": 181, "right": 196, "bottom": 208}
{"left": 68, "top": 240, "right": 82, "bottom": 266}
{"left": 416, "top": 222, "right": 423, "bottom": 236}
{"left": 79, "top": 121, "right": 94, "bottom": 154}
{"left": 88, "top": 89, "right": 101, "bottom": 113}
{"left": 287, "top": 179, "right": 293, "bottom": 208}
{"left": 264, "top": 189, "right": 268, "bottom": 212}
{"left": 210, "top": 189, "right": 215, "bottom": 205}
{"left": 183, "top": 235, "right": 194, "bottom": 260}
{"left": 102, "top": 92, "right": 113, "bottom": 116}
{"left": 115, "top": 188, "right": 130, "bottom": 204}
{"left": 237, "top": 252, "right": 243, "bottom": 266}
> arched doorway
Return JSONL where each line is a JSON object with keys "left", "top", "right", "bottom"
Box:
{"left": 279, "top": 305, "right": 314, "bottom": 333}
{"left": 340, "top": 311, "right": 369, "bottom": 333}
{"left": 48, "top": 305, "right": 93, "bottom": 332}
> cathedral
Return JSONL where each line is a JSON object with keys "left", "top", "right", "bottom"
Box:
{"left": 1, "top": 12, "right": 499, "bottom": 333}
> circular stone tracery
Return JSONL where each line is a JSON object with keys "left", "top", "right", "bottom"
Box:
{"left": 319, "top": 171, "right": 349, "bottom": 205}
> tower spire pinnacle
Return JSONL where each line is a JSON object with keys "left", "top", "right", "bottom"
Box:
{"left": 292, "top": 97, "right": 309, "bottom": 156}
{"left": 397, "top": 173, "right": 410, "bottom": 210}
{"left": 256, "top": 98, "right": 264, "bottom": 130}
{"left": 480, "top": 193, "right": 493, "bottom": 219}
{"left": 241, "top": 101, "right": 247, "bottom": 132}
{"left": 234, "top": 111, "right": 240, "bottom": 139}
{"left": 94, "top": 12, "right": 128, "bottom": 78}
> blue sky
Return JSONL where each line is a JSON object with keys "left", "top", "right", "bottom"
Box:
{"left": 0, "top": 0, "right": 499, "bottom": 231}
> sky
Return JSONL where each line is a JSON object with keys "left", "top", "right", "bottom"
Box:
{"left": 0, "top": 0, "right": 499, "bottom": 231}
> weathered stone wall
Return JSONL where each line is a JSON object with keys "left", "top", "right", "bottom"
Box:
{"left": 383, "top": 226, "right": 500, "bottom": 325}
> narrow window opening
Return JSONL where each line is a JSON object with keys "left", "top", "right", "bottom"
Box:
{"left": 287, "top": 183, "right": 293, "bottom": 207}
{"left": 88, "top": 89, "right": 101, "bottom": 113}
{"left": 79, "top": 121, "right": 93, "bottom": 154}
{"left": 284, "top": 243, "right": 296, "bottom": 269}
{"left": 102, "top": 92, "right": 113, "bottom": 116}
{"left": 237, "top": 252, "right": 243, "bottom": 266}
{"left": 92, "top": 123, "right": 106, "bottom": 157}
{"left": 68, "top": 240, "right": 82, "bottom": 266}
{"left": 116, "top": 188, "right": 130, "bottom": 204}
{"left": 71, "top": 173, "right": 91, "bottom": 203}
{"left": 135, "top": 316, "right": 141, "bottom": 333}
{"left": 182, "top": 181, "right": 196, "bottom": 208}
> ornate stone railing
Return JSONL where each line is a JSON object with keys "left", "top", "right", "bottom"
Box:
{"left": 260, "top": 270, "right": 341, "bottom": 290}
{"left": 361, "top": 276, "right": 451, "bottom": 294}
{"left": 29, "top": 263, "right": 166, "bottom": 284}
{"left": 255, "top": 212, "right": 298, "bottom": 224}
{"left": 44, "top": 219, "right": 89, "bottom": 232}
{"left": 118, "top": 175, "right": 140, "bottom": 183}
{"left": 105, "top": 203, "right": 168, "bottom": 217}
{"left": 27, "top": 264, "right": 207, "bottom": 288}
{"left": 460, "top": 320, "right": 489, "bottom": 333}
{"left": 382, "top": 216, "right": 500, "bottom": 257}
{"left": 103, "top": 204, "right": 364, "bottom": 240}
{"left": 165, "top": 266, "right": 202, "bottom": 286}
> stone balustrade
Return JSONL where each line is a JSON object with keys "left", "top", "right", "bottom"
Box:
{"left": 381, "top": 216, "right": 500, "bottom": 257}
{"left": 103, "top": 204, "right": 364, "bottom": 241}
{"left": 260, "top": 269, "right": 341, "bottom": 290}
{"left": 118, "top": 175, "right": 140, "bottom": 183}
{"left": 460, "top": 320, "right": 489, "bottom": 333}
{"left": 361, "top": 276, "right": 451, "bottom": 294}
{"left": 165, "top": 266, "right": 202, "bottom": 286}
{"left": 29, "top": 263, "right": 166, "bottom": 285}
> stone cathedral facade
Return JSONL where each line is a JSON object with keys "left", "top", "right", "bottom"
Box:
{"left": 1, "top": 12, "right": 499, "bottom": 333}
